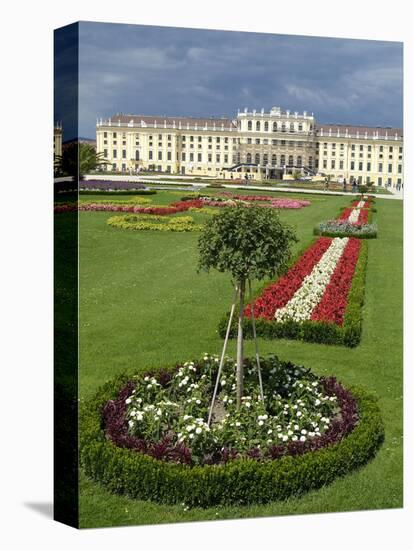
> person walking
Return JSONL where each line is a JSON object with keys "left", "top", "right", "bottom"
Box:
{"left": 343, "top": 177, "right": 347, "bottom": 193}
{"left": 352, "top": 178, "right": 357, "bottom": 193}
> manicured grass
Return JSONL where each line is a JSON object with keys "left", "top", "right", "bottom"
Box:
{"left": 76, "top": 190, "right": 402, "bottom": 527}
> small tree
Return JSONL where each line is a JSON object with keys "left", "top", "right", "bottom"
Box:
{"left": 198, "top": 205, "right": 297, "bottom": 409}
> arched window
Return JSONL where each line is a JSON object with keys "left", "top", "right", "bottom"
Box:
{"left": 272, "top": 154, "right": 277, "bottom": 165}
{"left": 308, "top": 156, "right": 313, "bottom": 168}
{"left": 255, "top": 153, "right": 260, "bottom": 164}
{"left": 237, "top": 152, "right": 241, "bottom": 164}
{"left": 263, "top": 153, "right": 268, "bottom": 164}
{"left": 246, "top": 153, "right": 252, "bottom": 163}
{"left": 272, "top": 122, "right": 277, "bottom": 132}
{"left": 297, "top": 156, "right": 302, "bottom": 167}
{"left": 247, "top": 120, "right": 252, "bottom": 131}
{"left": 256, "top": 121, "right": 261, "bottom": 131}
{"left": 264, "top": 121, "right": 269, "bottom": 131}
{"left": 288, "top": 155, "right": 294, "bottom": 166}
{"left": 135, "top": 150, "right": 139, "bottom": 160}
{"left": 280, "top": 154, "right": 285, "bottom": 166}
{"left": 290, "top": 123, "right": 295, "bottom": 132}
{"left": 298, "top": 123, "right": 303, "bottom": 131}
{"left": 281, "top": 123, "right": 286, "bottom": 132}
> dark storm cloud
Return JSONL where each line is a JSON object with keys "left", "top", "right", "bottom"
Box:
{"left": 75, "top": 21, "right": 402, "bottom": 138}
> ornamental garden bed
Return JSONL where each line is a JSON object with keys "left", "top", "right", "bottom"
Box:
{"left": 107, "top": 214, "right": 200, "bottom": 232}
{"left": 80, "top": 355, "right": 384, "bottom": 507}
{"left": 54, "top": 194, "right": 312, "bottom": 215}
{"left": 219, "top": 237, "right": 368, "bottom": 347}
{"left": 314, "top": 220, "right": 378, "bottom": 239}
{"left": 314, "top": 198, "right": 377, "bottom": 238}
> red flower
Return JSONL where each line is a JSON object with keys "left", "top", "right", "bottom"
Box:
{"left": 311, "top": 238, "right": 361, "bottom": 325}
{"left": 245, "top": 238, "right": 332, "bottom": 320}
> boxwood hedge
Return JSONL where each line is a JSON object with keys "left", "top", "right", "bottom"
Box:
{"left": 80, "top": 370, "right": 383, "bottom": 507}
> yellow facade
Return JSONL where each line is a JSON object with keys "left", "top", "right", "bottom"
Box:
{"left": 96, "top": 108, "right": 403, "bottom": 189}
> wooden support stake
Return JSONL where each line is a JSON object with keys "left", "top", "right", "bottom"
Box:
{"left": 207, "top": 285, "right": 238, "bottom": 427}
{"left": 248, "top": 279, "right": 265, "bottom": 404}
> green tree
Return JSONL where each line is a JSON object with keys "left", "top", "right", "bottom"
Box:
{"left": 198, "top": 205, "right": 297, "bottom": 408}
{"left": 56, "top": 142, "right": 108, "bottom": 180}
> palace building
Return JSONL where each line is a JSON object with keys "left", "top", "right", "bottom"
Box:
{"left": 96, "top": 106, "right": 403, "bottom": 189}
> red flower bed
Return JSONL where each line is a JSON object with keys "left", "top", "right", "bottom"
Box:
{"left": 76, "top": 202, "right": 196, "bottom": 215}
{"left": 311, "top": 238, "right": 362, "bottom": 325}
{"left": 358, "top": 208, "right": 369, "bottom": 224}
{"left": 351, "top": 200, "right": 371, "bottom": 209}
{"left": 54, "top": 203, "right": 77, "bottom": 213}
{"left": 245, "top": 237, "right": 333, "bottom": 320}
{"left": 170, "top": 199, "right": 205, "bottom": 210}
{"left": 338, "top": 207, "right": 369, "bottom": 225}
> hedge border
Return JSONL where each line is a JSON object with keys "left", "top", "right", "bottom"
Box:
{"left": 218, "top": 239, "right": 368, "bottom": 347}
{"left": 80, "top": 371, "right": 384, "bottom": 507}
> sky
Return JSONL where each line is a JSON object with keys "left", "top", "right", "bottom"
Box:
{"left": 55, "top": 22, "right": 403, "bottom": 140}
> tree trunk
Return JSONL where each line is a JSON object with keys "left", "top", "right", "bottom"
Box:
{"left": 236, "top": 279, "right": 245, "bottom": 410}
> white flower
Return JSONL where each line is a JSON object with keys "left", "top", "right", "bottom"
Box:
{"left": 125, "top": 398, "right": 132, "bottom": 404}
{"left": 301, "top": 429, "right": 307, "bottom": 435}
{"left": 267, "top": 429, "right": 273, "bottom": 434}
{"left": 282, "top": 435, "right": 288, "bottom": 442}
{"left": 300, "top": 435, "right": 306, "bottom": 442}
{"left": 297, "top": 411, "right": 302, "bottom": 417}
{"left": 235, "top": 421, "right": 241, "bottom": 427}
{"left": 220, "top": 380, "right": 226, "bottom": 386}
{"left": 186, "top": 424, "right": 195, "bottom": 432}
{"left": 245, "top": 402, "right": 251, "bottom": 408}
{"left": 258, "top": 420, "right": 264, "bottom": 426}
{"left": 195, "top": 427, "right": 202, "bottom": 434}
{"left": 196, "top": 399, "right": 201, "bottom": 405}
{"left": 189, "top": 433, "right": 194, "bottom": 439}
{"left": 275, "top": 237, "right": 349, "bottom": 322}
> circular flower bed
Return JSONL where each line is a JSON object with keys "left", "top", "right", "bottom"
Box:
{"left": 80, "top": 355, "right": 384, "bottom": 506}
{"left": 107, "top": 214, "right": 201, "bottom": 232}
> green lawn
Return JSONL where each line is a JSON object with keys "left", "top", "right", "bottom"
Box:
{"left": 77, "top": 189, "right": 403, "bottom": 528}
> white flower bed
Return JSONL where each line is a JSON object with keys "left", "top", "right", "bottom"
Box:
{"left": 275, "top": 237, "right": 349, "bottom": 322}
{"left": 123, "top": 355, "right": 338, "bottom": 462}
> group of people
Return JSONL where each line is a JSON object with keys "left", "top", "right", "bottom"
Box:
{"left": 326, "top": 175, "right": 358, "bottom": 193}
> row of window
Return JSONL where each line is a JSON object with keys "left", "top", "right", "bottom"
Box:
{"left": 102, "top": 131, "right": 240, "bottom": 143}
{"left": 318, "top": 142, "right": 403, "bottom": 154}
{"left": 246, "top": 120, "right": 309, "bottom": 132}
{"left": 321, "top": 159, "right": 403, "bottom": 173}
{"left": 245, "top": 138, "right": 305, "bottom": 146}
{"left": 245, "top": 153, "right": 309, "bottom": 167}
